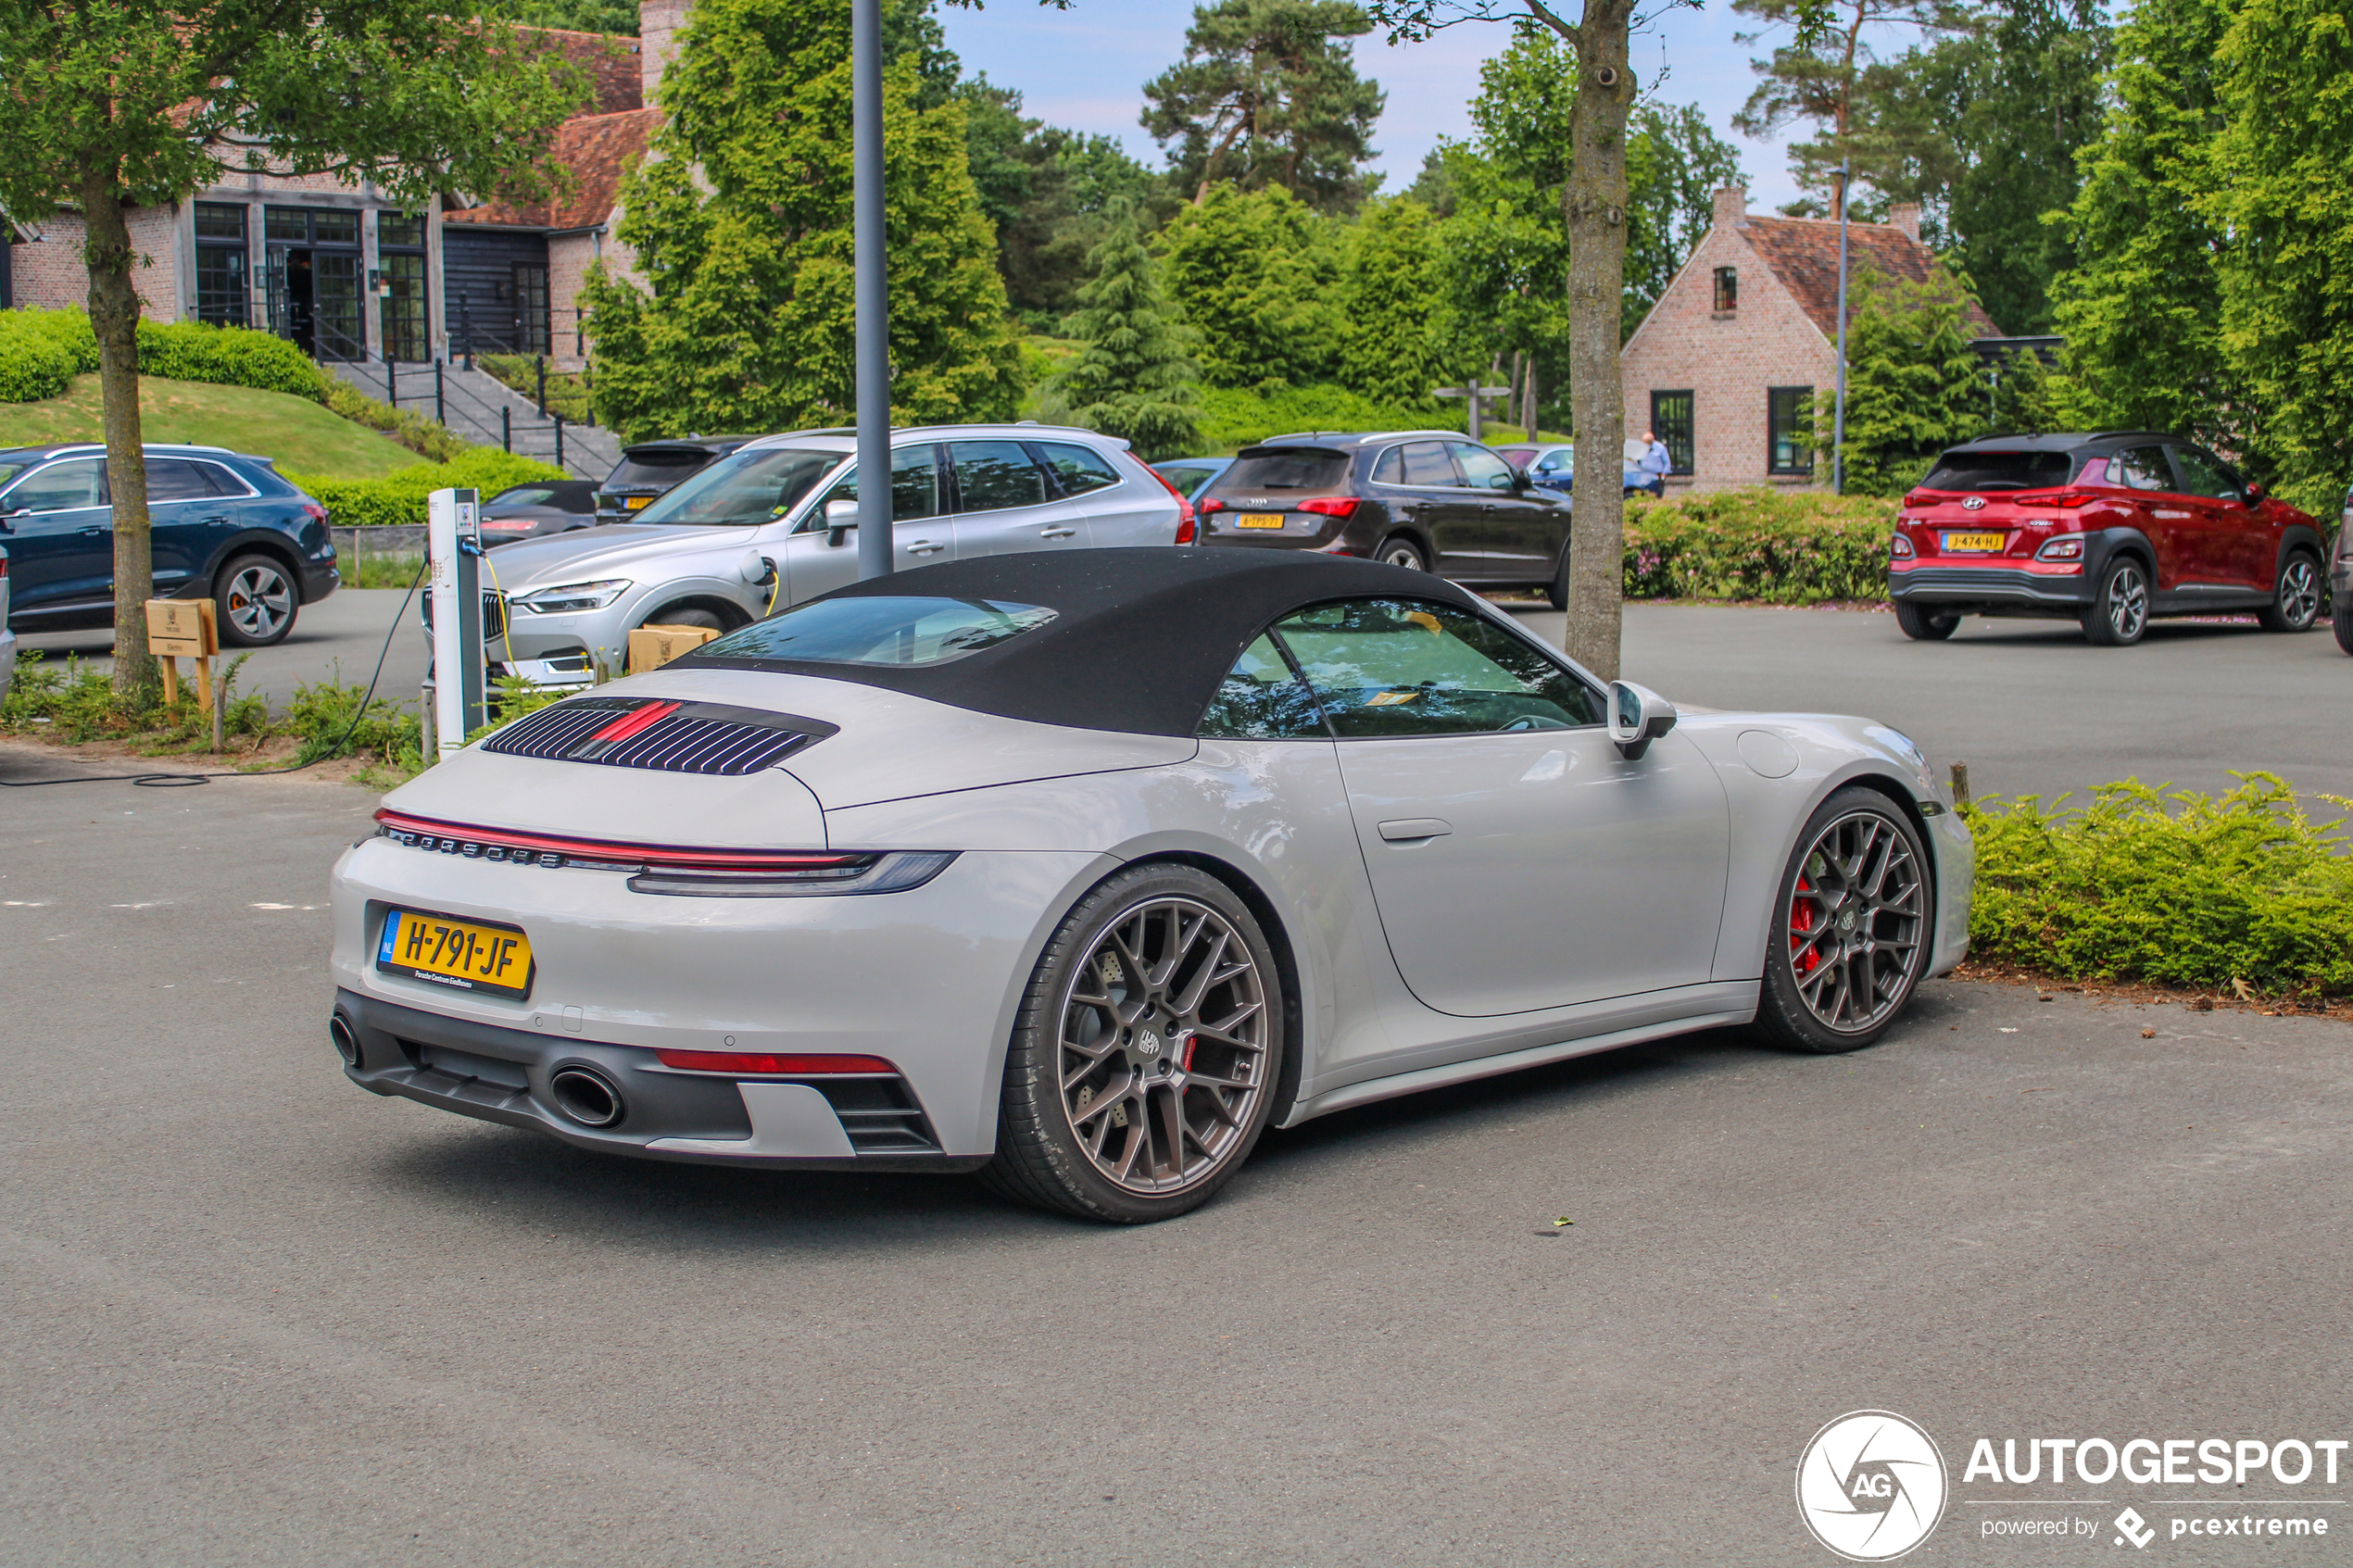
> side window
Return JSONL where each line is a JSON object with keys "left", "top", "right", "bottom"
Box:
{"left": 2170, "top": 445, "right": 2244, "bottom": 502}
{"left": 812, "top": 445, "right": 940, "bottom": 523}
{"left": 1197, "top": 633, "right": 1328, "bottom": 740}
{"left": 1372, "top": 446, "right": 1405, "bottom": 485}
{"left": 950, "top": 440, "right": 1049, "bottom": 512}
{"left": 4, "top": 458, "right": 107, "bottom": 512}
{"left": 1398, "top": 442, "right": 1457, "bottom": 488}
{"left": 192, "top": 460, "right": 251, "bottom": 497}
{"left": 145, "top": 459, "right": 218, "bottom": 503}
{"left": 1450, "top": 443, "right": 1516, "bottom": 492}
{"left": 1037, "top": 442, "right": 1121, "bottom": 497}
{"left": 1268, "top": 598, "right": 1605, "bottom": 739}
{"left": 2110, "top": 446, "right": 2171, "bottom": 492}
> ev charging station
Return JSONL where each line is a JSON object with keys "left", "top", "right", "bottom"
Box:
{"left": 426, "top": 487, "right": 486, "bottom": 759}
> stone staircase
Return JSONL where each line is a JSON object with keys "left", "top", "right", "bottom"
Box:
{"left": 325, "top": 356, "right": 623, "bottom": 481}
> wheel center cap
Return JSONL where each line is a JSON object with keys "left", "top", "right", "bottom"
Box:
{"left": 1135, "top": 1027, "right": 1164, "bottom": 1060}
{"left": 1838, "top": 906, "right": 1858, "bottom": 934}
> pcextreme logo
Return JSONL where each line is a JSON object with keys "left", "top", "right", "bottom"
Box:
{"left": 1797, "top": 1410, "right": 1950, "bottom": 1562}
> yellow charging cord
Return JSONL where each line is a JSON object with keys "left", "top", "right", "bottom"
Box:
{"left": 765, "top": 559, "right": 782, "bottom": 617}
{"left": 478, "top": 548, "right": 522, "bottom": 671}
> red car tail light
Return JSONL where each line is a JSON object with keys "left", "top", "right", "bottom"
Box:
{"left": 655, "top": 1049, "right": 898, "bottom": 1075}
{"left": 2035, "top": 534, "right": 2087, "bottom": 561}
{"left": 1296, "top": 496, "right": 1359, "bottom": 520}
{"left": 1145, "top": 464, "right": 1199, "bottom": 543}
{"left": 1199, "top": 497, "right": 1226, "bottom": 513}
{"left": 373, "top": 809, "right": 862, "bottom": 872}
{"left": 302, "top": 502, "right": 329, "bottom": 522}
{"left": 1890, "top": 533, "right": 1916, "bottom": 558}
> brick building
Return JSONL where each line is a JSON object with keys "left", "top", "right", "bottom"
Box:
{"left": 1619, "top": 187, "right": 2002, "bottom": 493}
{"left": 3, "top": 22, "right": 653, "bottom": 374}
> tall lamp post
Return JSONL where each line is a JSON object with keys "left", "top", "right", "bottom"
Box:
{"left": 1831, "top": 156, "right": 1851, "bottom": 495}
{"left": 852, "top": 0, "right": 891, "bottom": 580}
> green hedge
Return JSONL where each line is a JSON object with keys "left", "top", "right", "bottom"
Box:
{"left": 0, "top": 307, "right": 329, "bottom": 402}
{"left": 1967, "top": 773, "right": 2353, "bottom": 999}
{"left": 1196, "top": 382, "right": 1466, "bottom": 452}
{"left": 1624, "top": 488, "right": 1897, "bottom": 604}
{"left": 284, "top": 448, "right": 570, "bottom": 529}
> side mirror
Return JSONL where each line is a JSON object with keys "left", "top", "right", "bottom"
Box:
{"left": 824, "top": 498, "right": 858, "bottom": 546}
{"left": 1508, "top": 470, "right": 1530, "bottom": 492}
{"left": 0, "top": 506, "right": 26, "bottom": 533}
{"left": 1607, "top": 680, "right": 1678, "bottom": 760}
{"left": 2244, "top": 482, "right": 2266, "bottom": 503}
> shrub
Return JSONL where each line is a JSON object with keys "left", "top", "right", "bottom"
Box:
{"left": 321, "top": 380, "right": 471, "bottom": 462}
{"left": 1622, "top": 488, "right": 1898, "bottom": 604}
{"left": 476, "top": 353, "right": 593, "bottom": 424}
{"left": 283, "top": 675, "right": 423, "bottom": 768}
{"left": 283, "top": 449, "right": 570, "bottom": 529}
{"left": 1966, "top": 773, "right": 2353, "bottom": 999}
{"left": 0, "top": 307, "right": 98, "bottom": 401}
{"left": 134, "top": 320, "right": 326, "bottom": 398}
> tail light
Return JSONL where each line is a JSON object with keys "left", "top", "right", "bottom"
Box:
{"left": 1145, "top": 465, "right": 1199, "bottom": 543}
{"left": 1199, "top": 497, "right": 1226, "bottom": 513}
{"left": 2035, "top": 534, "right": 2087, "bottom": 561}
{"left": 1890, "top": 533, "right": 1916, "bottom": 558}
{"left": 2032, "top": 490, "right": 2097, "bottom": 508}
{"left": 655, "top": 1049, "right": 897, "bottom": 1075}
{"left": 1297, "top": 496, "right": 1358, "bottom": 520}
{"left": 301, "top": 502, "right": 329, "bottom": 522}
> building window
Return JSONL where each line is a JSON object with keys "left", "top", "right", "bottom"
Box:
{"left": 1650, "top": 391, "right": 1695, "bottom": 475}
{"left": 511, "top": 262, "right": 550, "bottom": 356}
{"left": 261, "top": 206, "right": 366, "bottom": 361}
{"left": 1712, "top": 266, "right": 1738, "bottom": 312}
{"left": 194, "top": 202, "right": 249, "bottom": 329}
{"left": 377, "top": 212, "right": 429, "bottom": 362}
{"left": 1768, "top": 386, "right": 1813, "bottom": 476}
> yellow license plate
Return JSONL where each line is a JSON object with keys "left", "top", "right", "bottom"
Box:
{"left": 1942, "top": 530, "right": 2007, "bottom": 553}
{"left": 625, "top": 495, "right": 650, "bottom": 509}
{"left": 376, "top": 908, "right": 535, "bottom": 1000}
{"left": 1235, "top": 514, "right": 1287, "bottom": 529}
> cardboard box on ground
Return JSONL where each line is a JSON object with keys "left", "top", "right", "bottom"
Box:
{"left": 627, "top": 623, "right": 719, "bottom": 673}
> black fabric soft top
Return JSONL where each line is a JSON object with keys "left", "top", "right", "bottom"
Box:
{"left": 673, "top": 547, "right": 1489, "bottom": 735}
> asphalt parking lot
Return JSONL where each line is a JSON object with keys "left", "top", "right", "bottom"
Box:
{"left": 24, "top": 588, "right": 2347, "bottom": 801}
{"left": 3, "top": 754, "right": 2347, "bottom": 1565}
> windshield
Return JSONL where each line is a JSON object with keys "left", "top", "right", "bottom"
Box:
{"left": 1919, "top": 449, "right": 2079, "bottom": 492}
{"left": 633, "top": 447, "right": 839, "bottom": 527}
{"left": 605, "top": 448, "right": 716, "bottom": 487}
{"left": 692, "top": 596, "right": 1057, "bottom": 666}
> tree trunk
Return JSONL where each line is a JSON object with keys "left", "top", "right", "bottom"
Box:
{"left": 82, "top": 175, "right": 157, "bottom": 702}
{"left": 1560, "top": 0, "right": 1635, "bottom": 681}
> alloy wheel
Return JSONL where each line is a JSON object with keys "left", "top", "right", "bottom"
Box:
{"left": 1784, "top": 809, "right": 1928, "bottom": 1035}
{"left": 2279, "top": 557, "right": 2322, "bottom": 629}
{"left": 224, "top": 562, "right": 294, "bottom": 641}
{"left": 1380, "top": 542, "right": 1426, "bottom": 571}
{"left": 2105, "top": 562, "right": 2148, "bottom": 642}
{"left": 1057, "top": 896, "right": 1269, "bottom": 1196}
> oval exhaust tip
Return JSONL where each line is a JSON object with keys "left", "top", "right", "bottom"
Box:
{"left": 549, "top": 1066, "right": 624, "bottom": 1128}
{"left": 330, "top": 1013, "right": 361, "bottom": 1068}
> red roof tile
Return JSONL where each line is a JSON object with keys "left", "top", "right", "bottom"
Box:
{"left": 444, "top": 107, "right": 660, "bottom": 232}
{"left": 1738, "top": 216, "right": 2006, "bottom": 340}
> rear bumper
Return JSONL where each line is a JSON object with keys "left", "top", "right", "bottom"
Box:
{"left": 1889, "top": 563, "right": 2089, "bottom": 609}
{"left": 302, "top": 560, "right": 340, "bottom": 604}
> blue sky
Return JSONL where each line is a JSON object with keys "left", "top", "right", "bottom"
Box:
{"left": 938, "top": 1, "right": 1821, "bottom": 212}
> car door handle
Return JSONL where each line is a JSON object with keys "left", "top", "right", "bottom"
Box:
{"left": 80, "top": 526, "right": 106, "bottom": 537}
{"left": 1378, "top": 818, "right": 1453, "bottom": 842}
{"left": 1039, "top": 526, "right": 1077, "bottom": 539}
{"left": 906, "top": 541, "right": 947, "bottom": 556}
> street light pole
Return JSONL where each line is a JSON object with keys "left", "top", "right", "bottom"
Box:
{"left": 1831, "top": 156, "right": 1851, "bottom": 495}
{"left": 852, "top": 0, "right": 891, "bottom": 580}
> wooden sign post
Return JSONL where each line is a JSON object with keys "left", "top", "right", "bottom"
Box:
{"left": 1431, "top": 381, "right": 1513, "bottom": 443}
{"left": 145, "top": 597, "right": 221, "bottom": 750}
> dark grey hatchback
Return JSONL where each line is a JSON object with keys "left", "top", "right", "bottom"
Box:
{"left": 1197, "top": 430, "right": 1574, "bottom": 607}
{"left": 0, "top": 443, "right": 336, "bottom": 646}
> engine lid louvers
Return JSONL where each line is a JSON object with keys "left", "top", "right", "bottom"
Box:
{"left": 481, "top": 696, "right": 837, "bottom": 776}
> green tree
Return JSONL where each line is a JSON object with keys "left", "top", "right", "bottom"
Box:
{"left": 1142, "top": 1, "right": 1387, "bottom": 210}
{"left": 1337, "top": 198, "right": 1449, "bottom": 404}
{"left": 0, "top": 2, "right": 585, "bottom": 696}
{"left": 1157, "top": 183, "right": 1345, "bottom": 386}
{"left": 584, "top": 0, "right": 1023, "bottom": 444}
{"left": 1052, "top": 202, "right": 1204, "bottom": 460}
{"left": 2208, "top": 0, "right": 2353, "bottom": 508}
{"left": 962, "top": 77, "right": 1164, "bottom": 324}
{"left": 1825, "top": 270, "right": 1990, "bottom": 494}
{"left": 1731, "top": 0, "right": 1964, "bottom": 216}
{"left": 2046, "top": 0, "right": 2246, "bottom": 455}
{"left": 505, "top": 0, "right": 643, "bottom": 31}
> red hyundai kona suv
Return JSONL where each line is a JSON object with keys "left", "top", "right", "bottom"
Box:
{"left": 1887, "top": 433, "right": 2330, "bottom": 646}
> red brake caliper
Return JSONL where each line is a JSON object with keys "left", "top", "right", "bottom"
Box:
{"left": 1790, "top": 876, "right": 1819, "bottom": 974}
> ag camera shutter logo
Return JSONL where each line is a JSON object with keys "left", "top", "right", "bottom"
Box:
{"left": 1796, "top": 1410, "right": 1948, "bottom": 1561}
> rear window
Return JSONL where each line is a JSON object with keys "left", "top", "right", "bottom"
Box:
{"left": 607, "top": 448, "right": 716, "bottom": 487}
{"left": 635, "top": 447, "right": 838, "bottom": 527}
{"left": 489, "top": 486, "right": 559, "bottom": 508}
{"left": 1220, "top": 448, "right": 1353, "bottom": 493}
{"left": 1919, "top": 449, "right": 2080, "bottom": 492}
{"left": 1038, "top": 442, "right": 1121, "bottom": 496}
{"left": 692, "top": 596, "right": 1057, "bottom": 667}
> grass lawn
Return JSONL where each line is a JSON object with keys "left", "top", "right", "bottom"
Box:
{"left": 0, "top": 374, "right": 419, "bottom": 479}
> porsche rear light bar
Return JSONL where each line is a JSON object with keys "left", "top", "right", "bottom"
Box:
{"left": 654, "top": 1049, "right": 899, "bottom": 1075}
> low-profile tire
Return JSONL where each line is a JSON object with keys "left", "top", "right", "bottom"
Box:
{"left": 979, "top": 863, "right": 1286, "bottom": 1223}
{"left": 1545, "top": 545, "right": 1570, "bottom": 611}
{"left": 2256, "top": 551, "right": 2323, "bottom": 633}
{"left": 1374, "top": 536, "right": 1428, "bottom": 574}
{"left": 1754, "top": 787, "right": 1934, "bottom": 1055}
{"left": 2079, "top": 556, "right": 2150, "bottom": 646}
{"left": 214, "top": 552, "right": 300, "bottom": 647}
{"left": 1893, "top": 601, "right": 1960, "bottom": 641}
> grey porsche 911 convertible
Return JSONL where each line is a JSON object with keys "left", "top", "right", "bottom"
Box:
{"left": 329, "top": 550, "right": 1972, "bottom": 1223}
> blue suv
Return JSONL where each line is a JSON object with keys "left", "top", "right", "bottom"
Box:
{"left": 0, "top": 444, "right": 337, "bottom": 646}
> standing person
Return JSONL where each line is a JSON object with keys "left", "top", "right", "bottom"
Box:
{"left": 1637, "top": 429, "right": 1670, "bottom": 498}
